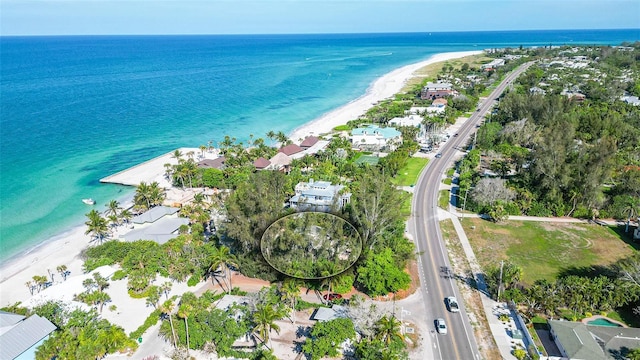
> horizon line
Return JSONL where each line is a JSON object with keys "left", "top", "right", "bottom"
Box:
{"left": 2, "top": 28, "right": 639, "bottom": 38}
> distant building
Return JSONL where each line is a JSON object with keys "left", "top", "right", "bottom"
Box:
{"left": 289, "top": 180, "right": 351, "bottom": 212}
{"left": 529, "top": 86, "right": 546, "bottom": 95}
{"left": 311, "top": 305, "right": 347, "bottom": 322}
{"left": 0, "top": 313, "right": 57, "bottom": 360}
{"left": 388, "top": 115, "right": 423, "bottom": 128}
{"left": 622, "top": 95, "right": 640, "bottom": 106}
{"left": 351, "top": 124, "right": 402, "bottom": 151}
{"left": 481, "top": 59, "right": 506, "bottom": 70}
{"left": 562, "top": 90, "right": 586, "bottom": 102}
{"left": 421, "top": 82, "right": 455, "bottom": 100}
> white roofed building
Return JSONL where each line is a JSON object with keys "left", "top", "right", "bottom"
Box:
{"left": 289, "top": 179, "right": 351, "bottom": 212}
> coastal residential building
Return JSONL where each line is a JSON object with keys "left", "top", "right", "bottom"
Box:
{"left": 311, "top": 305, "right": 347, "bottom": 322}
{"left": 529, "top": 86, "right": 547, "bottom": 95}
{"left": 279, "top": 144, "right": 304, "bottom": 157}
{"left": 253, "top": 157, "right": 271, "bottom": 170}
{"left": 0, "top": 313, "right": 57, "bottom": 360}
{"left": 267, "top": 152, "right": 292, "bottom": 172}
{"left": 299, "top": 136, "right": 319, "bottom": 149}
{"left": 406, "top": 106, "right": 429, "bottom": 115}
{"left": 350, "top": 124, "right": 402, "bottom": 151}
{"left": 121, "top": 206, "right": 189, "bottom": 244}
{"left": 289, "top": 179, "right": 351, "bottom": 212}
{"left": 548, "top": 319, "right": 640, "bottom": 360}
{"left": 421, "top": 82, "right": 455, "bottom": 100}
{"left": 388, "top": 114, "right": 423, "bottom": 128}
{"left": 481, "top": 58, "right": 506, "bottom": 70}
{"left": 197, "top": 156, "right": 226, "bottom": 170}
{"left": 621, "top": 95, "right": 640, "bottom": 106}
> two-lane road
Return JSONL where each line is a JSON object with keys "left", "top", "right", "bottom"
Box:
{"left": 409, "top": 62, "right": 533, "bottom": 359}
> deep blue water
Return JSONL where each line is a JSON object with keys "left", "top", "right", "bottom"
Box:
{"left": 1, "top": 29, "right": 638, "bottom": 262}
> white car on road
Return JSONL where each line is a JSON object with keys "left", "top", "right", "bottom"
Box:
{"left": 436, "top": 318, "right": 448, "bottom": 334}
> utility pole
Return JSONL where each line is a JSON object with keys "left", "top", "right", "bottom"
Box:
{"left": 497, "top": 260, "right": 504, "bottom": 302}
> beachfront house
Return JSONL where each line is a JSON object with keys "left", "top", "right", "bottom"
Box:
{"left": 350, "top": 124, "right": 402, "bottom": 151}
{"left": 279, "top": 144, "right": 304, "bottom": 157}
{"left": 0, "top": 312, "right": 57, "bottom": 360}
{"left": 481, "top": 58, "right": 506, "bottom": 70}
{"left": 268, "top": 152, "right": 292, "bottom": 172}
{"left": 289, "top": 179, "right": 351, "bottom": 212}
{"left": 421, "top": 82, "right": 455, "bottom": 100}
{"left": 548, "top": 319, "right": 640, "bottom": 360}
{"left": 299, "top": 136, "right": 319, "bottom": 149}
{"left": 121, "top": 206, "right": 189, "bottom": 244}
{"left": 197, "top": 156, "right": 226, "bottom": 170}
{"left": 253, "top": 157, "right": 271, "bottom": 170}
{"left": 389, "top": 115, "right": 425, "bottom": 139}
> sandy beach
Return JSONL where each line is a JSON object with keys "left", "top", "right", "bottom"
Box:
{"left": 0, "top": 50, "right": 481, "bottom": 349}
{"left": 289, "top": 50, "right": 482, "bottom": 141}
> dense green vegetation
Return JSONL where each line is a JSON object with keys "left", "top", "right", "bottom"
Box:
{"left": 261, "top": 212, "right": 362, "bottom": 279}
{"left": 460, "top": 46, "right": 640, "bottom": 221}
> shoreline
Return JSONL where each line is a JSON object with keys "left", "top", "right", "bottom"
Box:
{"left": 0, "top": 50, "right": 482, "bottom": 308}
{"left": 288, "top": 50, "right": 482, "bottom": 141}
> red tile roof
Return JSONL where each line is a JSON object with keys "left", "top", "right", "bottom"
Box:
{"left": 300, "top": 136, "right": 319, "bottom": 148}
{"left": 197, "top": 157, "right": 226, "bottom": 169}
{"left": 253, "top": 157, "right": 271, "bottom": 169}
{"left": 279, "top": 144, "right": 304, "bottom": 156}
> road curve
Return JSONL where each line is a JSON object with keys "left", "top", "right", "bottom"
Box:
{"left": 409, "top": 62, "right": 534, "bottom": 360}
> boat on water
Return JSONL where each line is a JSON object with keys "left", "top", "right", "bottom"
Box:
{"left": 82, "top": 198, "right": 96, "bottom": 205}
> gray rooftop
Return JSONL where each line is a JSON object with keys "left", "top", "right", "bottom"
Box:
{"left": 0, "top": 311, "right": 25, "bottom": 330}
{"left": 132, "top": 206, "right": 180, "bottom": 224}
{"left": 549, "top": 320, "right": 640, "bottom": 360}
{"left": 0, "top": 314, "right": 57, "bottom": 359}
{"left": 122, "top": 216, "right": 189, "bottom": 244}
{"left": 311, "top": 305, "right": 347, "bottom": 322}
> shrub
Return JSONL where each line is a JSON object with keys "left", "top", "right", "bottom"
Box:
{"left": 130, "top": 309, "right": 161, "bottom": 340}
{"left": 112, "top": 269, "right": 127, "bottom": 281}
{"left": 187, "top": 275, "right": 200, "bottom": 287}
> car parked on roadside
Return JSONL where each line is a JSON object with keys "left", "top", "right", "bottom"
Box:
{"left": 322, "top": 293, "right": 342, "bottom": 301}
{"left": 435, "top": 153, "right": 442, "bottom": 158}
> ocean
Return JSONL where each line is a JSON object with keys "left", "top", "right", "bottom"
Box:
{"left": 1, "top": 29, "right": 638, "bottom": 263}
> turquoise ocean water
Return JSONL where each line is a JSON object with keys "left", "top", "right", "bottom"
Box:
{"left": 1, "top": 30, "right": 638, "bottom": 263}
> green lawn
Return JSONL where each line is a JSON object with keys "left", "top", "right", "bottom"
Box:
{"left": 438, "top": 190, "right": 450, "bottom": 209}
{"left": 400, "top": 192, "right": 412, "bottom": 218}
{"left": 392, "top": 157, "right": 428, "bottom": 186}
{"left": 462, "top": 219, "right": 636, "bottom": 284}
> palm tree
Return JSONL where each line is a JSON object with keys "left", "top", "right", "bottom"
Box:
{"left": 275, "top": 131, "right": 289, "bottom": 146}
{"left": 199, "top": 145, "right": 207, "bottom": 158}
{"left": 105, "top": 200, "right": 122, "bottom": 219}
{"left": 208, "top": 246, "right": 238, "bottom": 294}
{"left": 252, "top": 304, "right": 281, "bottom": 349}
{"left": 266, "top": 130, "right": 276, "bottom": 147}
{"left": 160, "top": 299, "right": 178, "bottom": 349}
{"left": 134, "top": 182, "right": 152, "bottom": 210}
{"left": 57, "top": 265, "right": 69, "bottom": 281}
{"left": 119, "top": 208, "right": 132, "bottom": 226}
{"left": 178, "top": 301, "right": 193, "bottom": 352}
{"left": 84, "top": 209, "right": 109, "bottom": 244}
{"left": 25, "top": 280, "right": 34, "bottom": 295}
{"left": 280, "top": 279, "right": 300, "bottom": 326}
{"left": 375, "top": 315, "right": 404, "bottom": 345}
{"left": 171, "top": 149, "right": 183, "bottom": 162}
{"left": 161, "top": 281, "right": 172, "bottom": 300}
{"left": 93, "top": 291, "right": 111, "bottom": 313}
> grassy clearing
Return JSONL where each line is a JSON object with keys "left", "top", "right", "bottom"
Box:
{"left": 438, "top": 190, "right": 450, "bottom": 209}
{"left": 333, "top": 124, "right": 351, "bottom": 131}
{"left": 400, "top": 192, "right": 412, "bottom": 218}
{"left": 462, "top": 218, "right": 636, "bottom": 284}
{"left": 392, "top": 157, "right": 428, "bottom": 186}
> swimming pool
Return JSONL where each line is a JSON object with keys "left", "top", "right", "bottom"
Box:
{"left": 587, "top": 318, "right": 622, "bottom": 327}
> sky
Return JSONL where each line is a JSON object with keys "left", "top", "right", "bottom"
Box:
{"left": 1, "top": 0, "right": 639, "bottom": 36}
